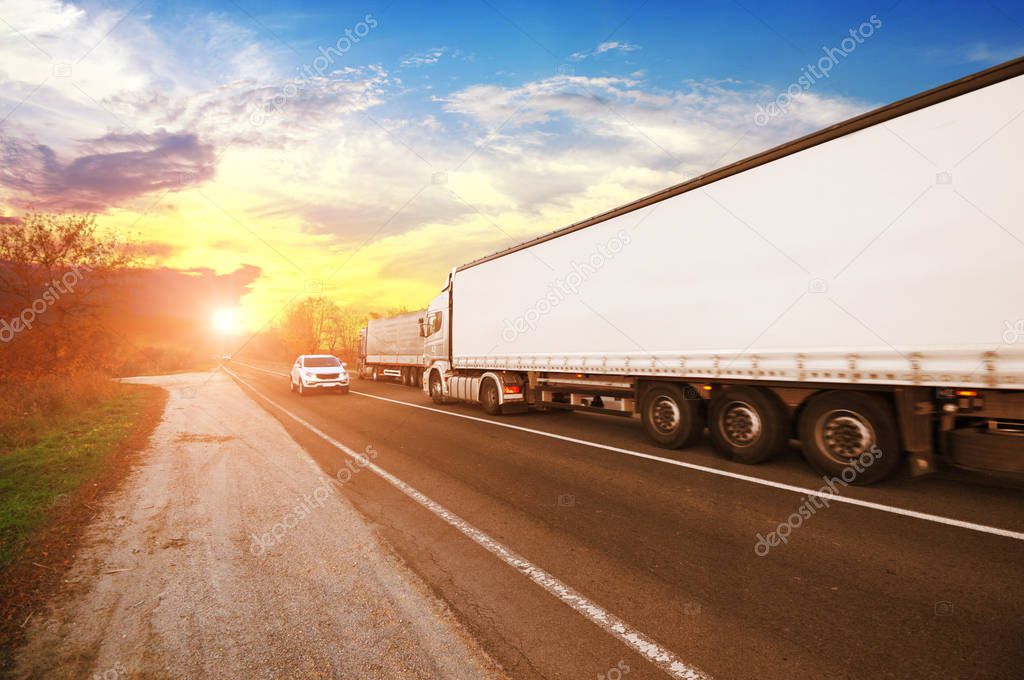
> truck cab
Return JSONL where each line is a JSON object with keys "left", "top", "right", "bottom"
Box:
{"left": 421, "top": 289, "right": 450, "bottom": 401}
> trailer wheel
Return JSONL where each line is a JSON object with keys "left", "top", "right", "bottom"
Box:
{"left": 798, "top": 391, "right": 901, "bottom": 485}
{"left": 641, "top": 384, "right": 704, "bottom": 449}
{"left": 709, "top": 386, "right": 788, "bottom": 464}
{"left": 372, "top": 367, "right": 379, "bottom": 381}
{"left": 480, "top": 378, "right": 501, "bottom": 415}
{"left": 429, "top": 372, "right": 444, "bottom": 404}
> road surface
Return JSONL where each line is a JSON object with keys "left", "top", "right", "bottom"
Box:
{"left": 226, "top": 361, "right": 1024, "bottom": 679}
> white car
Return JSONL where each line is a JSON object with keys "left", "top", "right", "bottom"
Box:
{"left": 290, "top": 354, "right": 350, "bottom": 395}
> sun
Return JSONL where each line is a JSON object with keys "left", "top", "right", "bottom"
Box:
{"left": 211, "top": 308, "right": 242, "bottom": 335}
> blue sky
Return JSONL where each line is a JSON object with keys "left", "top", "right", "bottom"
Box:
{"left": 152, "top": 0, "right": 1024, "bottom": 101}
{"left": 0, "top": 0, "right": 1021, "bottom": 320}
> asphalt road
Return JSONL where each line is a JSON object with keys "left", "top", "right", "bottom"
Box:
{"left": 227, "top": 361, "right": 1024, "bottom": 680}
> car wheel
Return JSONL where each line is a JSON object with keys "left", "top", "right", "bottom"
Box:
{"left": 797, "top": 390, "right": 901, "bottom": 485}
{"left": 480, "top": 378, "right": 501, "bottom": 415}
{"left": 708, "top": 386, "right": 789, "bottom": 464}
{"left": 298, "top": 381, "right": 307, "bottom": 397}
{"left": 290, "top": 378, "right": 296, "bottom": 393}
{"left": 640, "top": 383, "right": 704, "bottom": 449}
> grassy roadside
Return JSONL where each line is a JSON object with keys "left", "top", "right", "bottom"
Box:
{"left": 0, "top": 383, "right": 167, "bottom": 669}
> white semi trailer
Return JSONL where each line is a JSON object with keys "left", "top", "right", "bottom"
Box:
{"left": 359, "top": 310, "right": 425, "bottom": 386}
{"left": 420, "top": 58, "right": 1024, "bottom": 484}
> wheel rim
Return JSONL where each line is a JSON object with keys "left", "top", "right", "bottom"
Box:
{"left": 815, "top": 409, "right": 875, "bottom": 464}
{"left": 485, "top": 384, "right": 497, "bottom": 409}
{"left": 431, "top": 375, "right": 440, "bottom": 397}
{"left": 719, "top": 400, "right": 762, "bottom": 447}
{"left": 650, "top": 395, "right": 681, "bottom": 435}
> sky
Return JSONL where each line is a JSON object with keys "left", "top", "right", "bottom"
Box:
{"left": 1, "top": 0, "right": 1022, "bottom": 329}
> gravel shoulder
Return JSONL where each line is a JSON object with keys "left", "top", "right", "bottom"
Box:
{"left": 10, "top": 370, "right": 503, "bottom": 679}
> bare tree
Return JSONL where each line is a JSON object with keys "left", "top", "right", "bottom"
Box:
{"left": 277, "top": 297, "right": 366, "bottom": 360}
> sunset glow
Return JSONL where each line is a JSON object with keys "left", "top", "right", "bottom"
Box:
{"left": 211, "top": 308, "right": 243, "bottom": 336}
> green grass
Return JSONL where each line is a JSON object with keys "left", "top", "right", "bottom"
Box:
{"left": 0, "top": 385, "right": 154, "bottom": 571}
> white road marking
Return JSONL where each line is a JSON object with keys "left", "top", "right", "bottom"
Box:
{"left": 231, "top": 362, "right": 1024, "bottom": 542}
{"left": 224, "top": 366, "right": 709, "bottom": 680}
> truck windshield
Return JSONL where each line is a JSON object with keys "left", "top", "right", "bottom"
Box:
{"left": 304, "top": 357, "right": 341, "bottom": 367}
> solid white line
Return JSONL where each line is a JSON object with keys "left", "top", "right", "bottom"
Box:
{"left": 231, "top": 362, "right": 1024, "bottom": 542}
{"left": 224, "top": 366, "right": 710, "bottom": 680}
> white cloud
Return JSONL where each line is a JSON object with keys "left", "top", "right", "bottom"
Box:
{"left": 569, "top": 40, "right": 640, "bottom": 62}
{"left": 963, "top": 42, "right": 1023, "bottom": 64}
{"left": 400, "top": 47, "right": 447, "bottom": 67}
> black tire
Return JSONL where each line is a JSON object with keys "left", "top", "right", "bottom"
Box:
{"left": 480, "top": 378, "right": 501, "bottom": 415}
{"left": 797, "top": 390, "right": 901, "bottom": 485}
{"left": 640, "top": 383, "right": 704, "bottom": 449}
{"left": 372, "top": 367, "right": 379, "bottom": 381}
{"left": 709, "top": 386, "right": 789, "bottom": 464}
{"left": 429, "top": 372, "right": 444, "bottom": 404}
{"left": 298, "top": 381, "right": 308, "bottom": 397}
{"left": 337, "top": 386, "right": 350, "bottom": 395}
{"left": 289, "top": 378, "right": 296, "bottom": 393}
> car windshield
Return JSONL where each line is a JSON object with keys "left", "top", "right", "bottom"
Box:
{"left": 304, "top": 357, "right": 341, "bottom": 368}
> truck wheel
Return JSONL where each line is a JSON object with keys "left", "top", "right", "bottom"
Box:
{"left": 480, "top": 379, "right": 501, "bottom": 415}
{"left": 709, "top": 386, "right": 788, "bottom": 464}
{"left": 797, "top": 390, "right": 901, "bottom": 485}
{"left": 372, "top": 367, "right": 379, "bottom": 381}
{"left": 429, "top": 372, "right": 444, "bottom": 404}
{"left": 641, "top": 384, "right": 704, "bottom": 449}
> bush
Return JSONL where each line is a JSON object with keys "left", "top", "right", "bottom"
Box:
{"left": 0, "top": 370, "right": 117, "bottom": 448}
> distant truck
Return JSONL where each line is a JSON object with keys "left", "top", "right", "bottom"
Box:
{"left": 359, "top": 311, "right": 425, "bottom": 386}
{"left": 419, "top": 57, "right": 1024, "bottom": 484}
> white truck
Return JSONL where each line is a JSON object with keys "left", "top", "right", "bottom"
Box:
{"left": 359, "top": 310, "right": 425, "bottom": 386}
{"left": 420, "top": 57, "right": 1024, "bottom": 484}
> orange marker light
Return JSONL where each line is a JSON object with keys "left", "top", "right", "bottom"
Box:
{"left": 955, "top": 389, "right": 978, "bottom": 397}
